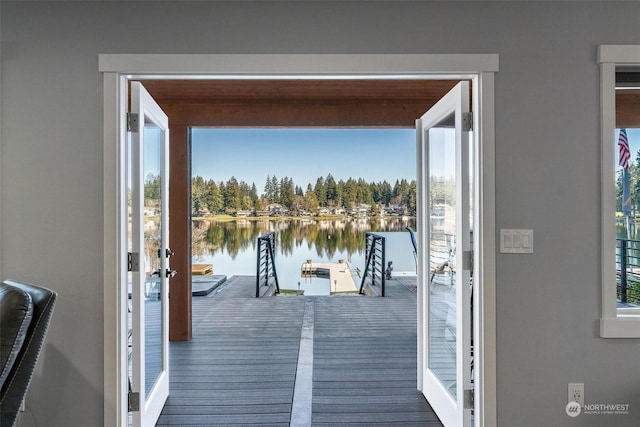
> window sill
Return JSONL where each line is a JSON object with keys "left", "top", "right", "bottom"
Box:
{"left": 600, "top": 316, "right": 640, "bottom": 338}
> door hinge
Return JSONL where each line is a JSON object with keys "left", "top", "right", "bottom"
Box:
{"left": 128, "top": 391, "right": 140, "bottom": 412}
{"left": 128, "top": 252, "right": 139, "bottom": 272}
{"left": 127, "top": 112, "right": 139, "bottom": 132}
{"left": 462, "top": 112, "right": 473, "bottom": 132}
{"left": 463, "top": 250, "right": 473, "bottom": 271}
{"left": 464, "top": 389, "right": 474, "bottom": 409}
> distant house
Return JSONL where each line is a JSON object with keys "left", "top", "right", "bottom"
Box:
{"left": 265, "top": 203, "right": 289, "bottom": 216}
{"left": 318, "top": 207, "right": 331, "bottom": 215}
{"left": 350, "top": 204, "right": 371, "bottom": 217}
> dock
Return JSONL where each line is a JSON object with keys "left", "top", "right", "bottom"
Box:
{"left": 191, "top": 275, "right": 227, "bottom": 296}
{"left": 157, "top": 275, "right": 443, "bottom": 426}
{"left": 301, "top": 260, "right": 358, "bottom": 293}
{"left": 192, "top": 263, "right": 214, "bottom": 275}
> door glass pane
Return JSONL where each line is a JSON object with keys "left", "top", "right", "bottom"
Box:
{"left": 143, "top": 121, "right": 163, "bottom": 396}
{"left": 428, "top": 114, "right": 457, "bottom": 399}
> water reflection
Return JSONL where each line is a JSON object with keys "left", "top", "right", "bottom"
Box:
{"left": 192, "top": 217, "right": 416, "bottom": 294}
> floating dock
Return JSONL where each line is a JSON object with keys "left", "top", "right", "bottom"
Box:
{"left": 192, "top": 275, "right": 227, "bottom": 296}
{"left": 301, "top": 260, "right": 357, "bottom": 294}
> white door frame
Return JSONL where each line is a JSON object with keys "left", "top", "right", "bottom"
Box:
{"left": 100, "top": 54, "right": 498, "bottom": 427}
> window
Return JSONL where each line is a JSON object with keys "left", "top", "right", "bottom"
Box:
{"left": 599, "top": 45, "right": 640, "bottom": 337}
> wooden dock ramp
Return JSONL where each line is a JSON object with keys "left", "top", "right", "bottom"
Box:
{"left": 301, "top": 260, "right": 358, "bottom": 294}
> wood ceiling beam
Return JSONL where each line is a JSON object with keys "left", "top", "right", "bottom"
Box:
{"left": 139, "top": 79, "right": 465, "bottom": 127}
{"left": 617, "top": 90, "right": 640, "bottom": 128}
{"left": 161, "top": 100, "right": 437, "bottom": 128}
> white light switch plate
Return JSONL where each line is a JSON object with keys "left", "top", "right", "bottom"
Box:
{"left": 500, "top": 229, "right": 534, "bottom": 253}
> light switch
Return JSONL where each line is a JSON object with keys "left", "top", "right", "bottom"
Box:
{"left": 504, "top": 233, "right": 512, "bottom": 248}
{"left": 500, "top": 229, "right": 534, "bottom": 253}
{"left": 513, "top": 233, "right": 522, "bottom": 248}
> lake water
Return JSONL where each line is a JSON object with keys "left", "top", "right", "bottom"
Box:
{"left": 192, "top": 217, "right": 417, "bottom": 295}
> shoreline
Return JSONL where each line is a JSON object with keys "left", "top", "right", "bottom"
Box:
{"left": 192, "top": 214, "right": 414, "bottom": 222}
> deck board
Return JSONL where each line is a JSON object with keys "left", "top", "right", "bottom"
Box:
{"left": 311, "top": 282, "right": 439, "bottom": 425}
{"left": 156, "top": 275, "right": 444, "bottom": 426}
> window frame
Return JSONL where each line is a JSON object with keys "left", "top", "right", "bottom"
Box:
{"left": 599, "top": 45, "right": 640, "bottom": 338}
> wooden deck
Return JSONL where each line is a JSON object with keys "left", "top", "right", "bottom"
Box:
{"left": 156, "top": 275, "right": 443, "bottom": 426}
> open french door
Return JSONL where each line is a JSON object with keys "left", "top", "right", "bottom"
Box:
{"left": 128, "top": 82, "right": 171, "bottom": 426}
{"left": 417, "top": 81, "right": 473, "bottom": 427}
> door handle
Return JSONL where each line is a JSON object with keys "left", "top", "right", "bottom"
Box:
{"left": 150, "top": 269, "right": 177, "bottom": 278}
{"left": 158, "top": 248, "right": 175, "bottom": 258}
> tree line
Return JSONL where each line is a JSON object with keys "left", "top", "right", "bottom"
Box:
{"left": 192, "top": 173, "right": 417, "bottom": 216}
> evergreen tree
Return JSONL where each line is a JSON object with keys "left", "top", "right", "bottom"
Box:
{"left": 280, "top": 176, "right": 295, "bottom": 209}
{"left": 224, "top": 177, "right": 243, "bottom": 211}
{"left": 191, "top": 175, "right": 206, "bottom": 212}
{"left": 356, "top": 178, "right": 373, "bottom": 205}
{"left": 381, "top": 180, "right": 393, "bottom": 206}
{"left": 343, "top": 178, "right": 357, "bottom": 208}
{"left": 250, "top": 183, "right": 259, "bottom": 207}
{"left": 208, "top": 180, "right": 224, "bottom": 213}
{"left": 325, "top": 174, "right": 338, "bottom": 205}
{"left": 271, "top": 175, "right": 280, "bottom": 203}
{"left": 335, "top": 179, "right": 344, "bottom": 208}
{"left": 314, "top": 177, "right": 327, "bottom": 206}
{"left": 264, "top": 175, "right": 275, "bottom": 202}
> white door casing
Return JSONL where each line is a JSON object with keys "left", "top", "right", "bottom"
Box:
{"left": 101, "top": 55, "right": 497, "bottom": 427}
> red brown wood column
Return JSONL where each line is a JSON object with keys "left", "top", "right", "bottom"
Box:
{"left": 169, "top": 124, "right": 191, "bottom": 341}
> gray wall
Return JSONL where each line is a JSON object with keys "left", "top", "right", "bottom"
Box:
{"left": 2, "top": 1, "right": 640, "bottom": 426}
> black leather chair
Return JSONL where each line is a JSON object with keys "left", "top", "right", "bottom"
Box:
{"left": 0, "top": 280, "right": 56, "bottom": 427}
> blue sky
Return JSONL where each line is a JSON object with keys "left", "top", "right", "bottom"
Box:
{"left": 191, "top": 128, "right": 417, "bottom": 190}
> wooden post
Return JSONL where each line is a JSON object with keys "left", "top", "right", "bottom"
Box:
{"left": 169, "top": 125, "right": 192, "bottom": 341}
